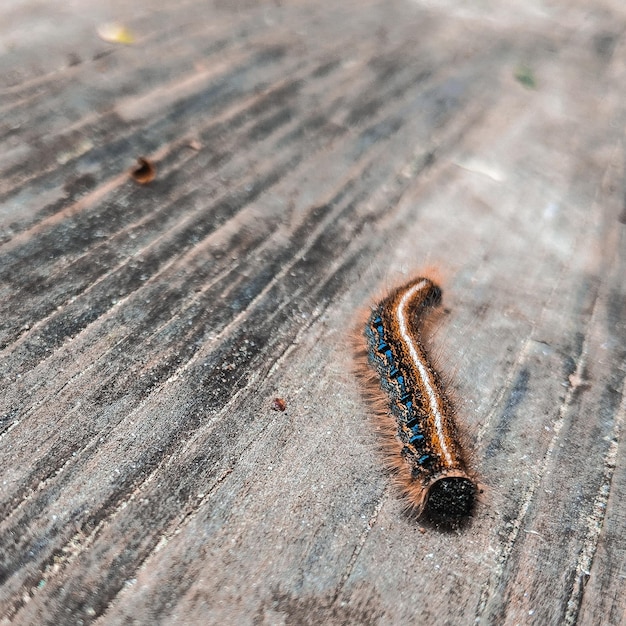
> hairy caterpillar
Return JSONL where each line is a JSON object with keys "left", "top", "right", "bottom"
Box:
{"left": 358, "top": 276, "right": 477, "bottom": 522}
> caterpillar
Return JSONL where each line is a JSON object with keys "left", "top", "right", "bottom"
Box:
{"left": 359, "top": 276, "right": 477, "bottom": 522}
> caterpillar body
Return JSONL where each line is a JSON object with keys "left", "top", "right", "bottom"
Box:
{"left": 361, "top": 277, "right": 477, "bottom": 521}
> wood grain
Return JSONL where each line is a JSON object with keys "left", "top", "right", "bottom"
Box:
{"left": 1, "top": 1, "right": 625, "bottom": 624}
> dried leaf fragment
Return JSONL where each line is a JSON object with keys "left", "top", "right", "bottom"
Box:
{"left": 97, "top": 22, "right": 135, "bottom": 45}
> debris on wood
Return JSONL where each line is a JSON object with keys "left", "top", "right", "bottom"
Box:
{"left": 97, "top": 22, "right": 135, "bottom": 45}
{"left": 130, "top": 157, "right": 156, "bottom": 184}
{"left": 271, "top": 397, "right": 287, "bottom": 412}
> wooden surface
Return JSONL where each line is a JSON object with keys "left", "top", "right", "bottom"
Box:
{"left": 1, "top": 1, "right": 626, "bottom": 624}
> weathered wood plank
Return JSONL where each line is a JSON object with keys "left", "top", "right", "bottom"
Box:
{"left": 1, "top": 1, "right": 625, "bottom": 624}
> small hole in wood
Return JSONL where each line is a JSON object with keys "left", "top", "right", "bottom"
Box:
{"left": 130, "top": 157, "right": 156, "bottom": 184}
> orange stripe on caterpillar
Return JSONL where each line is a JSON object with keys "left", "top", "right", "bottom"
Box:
{"left": 360, "top": 276, "right": 477, "bottom": 522}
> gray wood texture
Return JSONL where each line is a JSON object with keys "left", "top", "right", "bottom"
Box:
{"left": 1, "top": 1, "right": 625, "bottom": 624}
